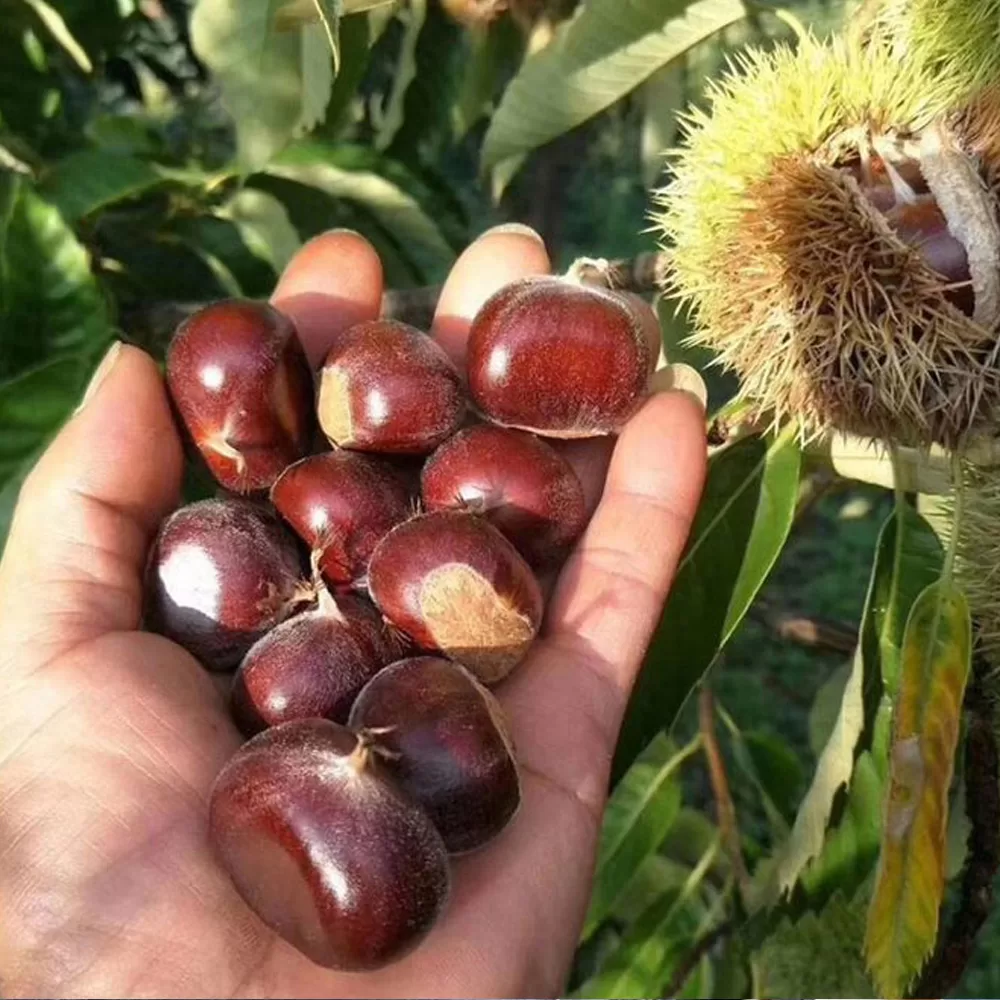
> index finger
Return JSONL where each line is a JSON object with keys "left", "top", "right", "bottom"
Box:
{"left": 431, "top": 224, "right": 551, "bottom": 370}
{"left": 270, "top": 229, "right": 384, "bottom": 367}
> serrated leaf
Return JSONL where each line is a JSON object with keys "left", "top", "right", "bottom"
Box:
{"left": 574, "top": 838, "right": 720, "bottom": 999}
{"left": 758, "top": 890, "right": 876, "bottom": 999}
{"left": 0, "top": 175, "right": 111, "bottom": 379}
{"left": 190, "top": 0, "right": 341, "bottom": 168}
{"left": 582, "top": 734, "right": 698, "bottom": 940}
{"left": 613, "top": 426, "right": 802, "bottom": 784}
{"left": 865, "top": 581, "right": 972, "bottom": 999}
{"left": 0, "top": 354, "right": 89, "bottom": 552}
{"left": 218, "top": 187, "right": 301, "bottom": 275}
{"left": 482, "top": 0, "right": 747, "bottom": 179}
{"left": 39, "top": 149, "right": 163, "bottom": 223}
{"left": 263, "top": 139, "right": 455, "bottom": 280}
{"left": 755, "top": 505, "right": 944, "bottom": 908}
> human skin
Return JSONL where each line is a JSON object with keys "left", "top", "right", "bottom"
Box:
{"left": 0, "top": 225, "right": 706, "bottom": 999}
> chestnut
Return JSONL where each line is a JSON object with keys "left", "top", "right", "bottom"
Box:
{"left": 209, "top": 719, "right": 450, "bottom": 970}
{"left": 317, "top": 319, "right": 465, "bottom": 454}
{"left": 231, "top": 590, "right": 405, "bottom": 736}
{"left": 270, "top": 451, "right": 413, "bottom": 585}
{"left": 349, "top": 656, "right": 520, "bottom": 852}
{"left": 421, "top": 424, "right": 587, "bottom": 568}
{"left": 466, "top": 276, "right": 653, "bottom": 438}
{"left": 146, "top": 498, "right": 306, "bottom": 671}
{"left": 367, "top": 511, "right": 543, "bottom": 684}
{"left": 167, "top": 300, "right": 314, "bottom": 493}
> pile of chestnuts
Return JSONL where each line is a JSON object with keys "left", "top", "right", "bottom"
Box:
{"left": 146, "top": 273, "right": 655, "bottom": 970}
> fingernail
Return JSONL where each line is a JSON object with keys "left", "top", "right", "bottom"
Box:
{"left": 480, "top": 222, "right": 545, "bottom": 245}
{"left": 75, "top": 341, "right": 122, "bottom": 414}
{"left": 650, "top": 363, "right": 708, "bottom": 412}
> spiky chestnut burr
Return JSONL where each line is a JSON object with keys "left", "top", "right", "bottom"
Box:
{"left": 656, "top": 34, "right": 1000, "bottom": 449}
{"left": 873, "top": 0, "right": 1000, "bottom": 105}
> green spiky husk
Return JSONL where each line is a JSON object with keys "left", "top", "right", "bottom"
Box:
{"left": 655, "top": 34, "right": 1000, "bottom": 447}
{"left": 875, "top": 0, "right": 1000, "bottom": 105}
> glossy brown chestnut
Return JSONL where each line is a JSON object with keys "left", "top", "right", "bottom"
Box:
{"left": 146, "top": 499, "right": 305, "bottom": 671}
{"left": 231, "top": 590, "right": 405, "bottom": 735}
{"left": 421, "top": 424, "right": 587, "bottom": 568}
{"left": 367, "top": 511, "right": 543, "bottom": 684}
{"left": 349, "top": 657, "right": 520, "bottom": 852}
{"left": 167, "top": 300, "right": 314, "bottom": 493}
{"left": 209, "top": 719, "right": 450, "bottom": 970}
{"left": 883, "top": 196, "right": 975, "bottom": 315}
{"left": 466, "top": 276, "right": 653, "bottom": 438}
{"left": 317, "top": 320, "right": 465, "bottom": 455}
{"left": 270, "top": 451, "right": 413, "bottom": 585}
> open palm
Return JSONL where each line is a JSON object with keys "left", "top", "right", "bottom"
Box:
{"left": 0, "top": 227, "right": 706, "bottom": 999}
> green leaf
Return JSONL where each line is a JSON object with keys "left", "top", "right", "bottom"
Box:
{"left": 0, "top": 176, "right": 111, "bottom": 379}
{"left": 454, "top": 17, "right": 524, "bottom": 138}
{"left": 39, "top": 149, "right": 164, "bottom": 223}
{"left": 754, "top": 506, "right": 943, "bottom": 909}
{"left": 482, "top": 0, "right": 747, "bottom": 178}
{"left": 865, "top": 581, "right": 972, "bottom": 999}
{"left": 190, "top": 0, "right": 341, "bottom": 168}
{"left": 22, "top": 0, "right": 92, "bottom": 72}
{"left": 582, "top": 734, "right": 699, "bottom": 940}
{"left": 613, "top": 427, "right": 802, "bottom": 783}
{"left": 383, "top": 0, "right": 465, "bottom": 161}
{"left": 808, "top": 661, "right": 851, "bottom": 757}
{"left": 166, "top": 215, "right": 276, "bottom": 298}
{"left": 574, "top": 838, "right": 720, "bottom": 999}
{"left": 640, "top": 61, "right": 685, "bottom": 188}
{"left": 799, "top": 750, "right": 883, "bottom": 906}
{"left": 320, "top": 12, "right": 374, "bottom": 136}
{"left": 218, "top": 187, "right": 302, "bottom": 276}
{"left": 263, "top": 139, "right": 456, "bottom": 280}
{"left": 0, "top": 354, "right": 89, "bottom": 552}
{"left": 726, "top": 719, "right": 804, "bottom": 831}
{"left": 373, "top": 0, "right": 427, "bottom": 151}
{"left": 757, "top": 890, "right": 876, "bottom": 999}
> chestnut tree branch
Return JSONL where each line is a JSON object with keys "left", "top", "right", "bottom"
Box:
{"left": 699, "top": 685, "right": 751, "bottom": 902}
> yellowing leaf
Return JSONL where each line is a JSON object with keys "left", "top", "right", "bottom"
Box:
{"left": 864, "top": 581, "right": 971, "bottom": 999}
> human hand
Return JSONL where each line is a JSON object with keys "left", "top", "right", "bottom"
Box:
{"left": 0, "top": 226, "right": 706, "bottom": 999}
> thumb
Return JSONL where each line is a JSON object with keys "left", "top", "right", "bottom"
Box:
{"left": 0, "top": 344, "right": 183, "bottom": 673}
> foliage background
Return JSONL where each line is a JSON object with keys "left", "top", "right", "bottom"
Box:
{"left": 1, "top": 0, "right": 996, "bottom": 996}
